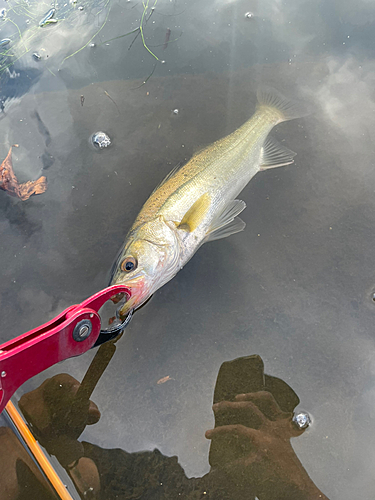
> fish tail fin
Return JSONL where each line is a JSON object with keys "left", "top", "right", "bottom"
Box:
{"left": 256, "top": 87, "right": 311, "bottom": 123}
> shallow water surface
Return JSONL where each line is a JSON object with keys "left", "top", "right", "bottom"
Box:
{"left": 1, "top": 0, "right": 375, "bottom": 498}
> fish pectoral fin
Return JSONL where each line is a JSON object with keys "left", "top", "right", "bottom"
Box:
{"left": 177, "top": 193, "right": 211, "bottom": 232}
{"left": 260, "top": 136, "right": 296, "bottom": 170}
{"left": 204, "top": 199, "right": 246, "bottom": 242}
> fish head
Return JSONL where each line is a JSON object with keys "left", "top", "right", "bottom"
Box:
{"left": 110, "top": 216, "right": 181, "bottom": 317}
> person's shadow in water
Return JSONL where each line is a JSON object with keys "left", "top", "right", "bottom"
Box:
{"left": 3, "top": 352, "right": 329, "bottom": 500}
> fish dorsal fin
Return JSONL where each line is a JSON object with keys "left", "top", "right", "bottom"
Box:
{"left": 205, "top": 199, "right": 246, "bottom": 242}
{"left": 260, "top": 136, "right": 296, "bottom": 170}
{"left": 177, "top": 193, "right": 211, "bottom": 232}
{"left": 151, "top": 163, "right": 181, "bottom": 195}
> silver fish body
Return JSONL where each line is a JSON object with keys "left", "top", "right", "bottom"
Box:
{"left": 111, "top": 88, "right": 306, "bottom": 316}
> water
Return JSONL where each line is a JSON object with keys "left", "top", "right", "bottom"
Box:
{"left": 0, "top": 0, "right": 375, "bottom": 497}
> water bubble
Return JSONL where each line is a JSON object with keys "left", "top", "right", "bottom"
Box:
{"left": 173, "top": 109, "right": 179, "bottom": 115}
{"left": 0, "top": 8, "right": 6, "bottom": 18}
{"left": 78, "top": 5, "right": 84, "bottom": 10}
{"left": 161, "top": 60, "right": 165, "bottom": 64}
{"left": 0, "top": 38, "right": 10, "bottom": 47}
{"left": 292, "top": 411, "right": 311, "bottom": 429}
{"left": 244, "top": 11, "right": 254, "bottom": 19}
{"left": 92, "top": 131, "right": 111, "bottom": 149}
{"left": 32, "top": 52, "right": 42, "bottom": 61}
{"left": 1, "top": 371, "right": 6, "bottom": 378}
{"left": 89, "top": 43, "right": 96, "bottom": 48}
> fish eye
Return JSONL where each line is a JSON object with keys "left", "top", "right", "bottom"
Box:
{"left": 121, "top": 256, "right": 138, "bottom": 273}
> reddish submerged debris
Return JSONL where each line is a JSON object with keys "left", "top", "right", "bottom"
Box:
{"left": 157, "top": 375, "right": 173, "bottom": 385}
{"left": 0, "top": 145, "right": 47, "bottom": 200}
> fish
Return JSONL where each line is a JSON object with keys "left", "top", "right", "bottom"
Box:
{"left": 110, "top": 88, "right": 307, "bottom": 318}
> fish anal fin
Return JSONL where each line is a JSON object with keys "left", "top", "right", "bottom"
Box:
{"left": 205, "top": 199, "right": 246, "bottom": 242}
{"left": 260, "top": 136, "right": 296, "bottom": 170}
{"left": 177, "top": 193, "right": 211, "bottom": 232}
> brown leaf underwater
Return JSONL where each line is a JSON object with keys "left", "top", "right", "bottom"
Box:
{"left": 0, "top": 145, "right": 47, "bottom": 201}
{"left": 156, "top": 375, "right": 173, "bottom": 385}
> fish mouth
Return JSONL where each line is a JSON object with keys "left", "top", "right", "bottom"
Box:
{"left": 108, "top": 291, "right": 133, "bottom": 320}
{"left": 112, "top": 276, "right": 149, "bottom": 320}
{"left": 116, "top": 295, "right": 135, "bottom": 320}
